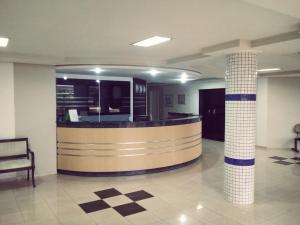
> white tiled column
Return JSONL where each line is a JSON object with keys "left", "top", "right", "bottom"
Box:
{"left": 224, "top": 51, "right": 257, "bottom": 204}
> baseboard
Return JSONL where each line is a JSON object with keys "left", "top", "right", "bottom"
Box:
{"left": 36, "top": 170, "right": 57, "bottom": 177}
{"left": 256, "top": 145, "right": 267, "bottom": 149}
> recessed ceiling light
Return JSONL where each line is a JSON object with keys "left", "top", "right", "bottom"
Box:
{"left": 91, "top": 67, "right": 104, "bottom": 74}
{"left": 133, "top": 36, "right": 171, "bottom": 47}
{"left": 180, "top": 72, "right": 188, "bottom": 83}
{"left": 257, "top": 68, "right": 281, "bottom": 72}
{"left": 148, "top": 69, "right": 160, "bottom": 76}
{"left": 63, "top": 76, "right": 68, "bottom": 80}
{"left": 0, "top": 37, "right": 9, "bottom": 47}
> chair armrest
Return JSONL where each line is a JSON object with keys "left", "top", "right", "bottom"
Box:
{"left": 28, "top": 149, "right": 35, "bottom": 168}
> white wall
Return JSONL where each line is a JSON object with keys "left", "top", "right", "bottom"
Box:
{"left": 0, "top": 62, "right": 15, "bottom": 139}
{"left": 161, "top": 76, "right": 300, "bottom": 149}
{"left": 266, "top": 77, "right": 300, "bottom": 149}
{"left": 162, "top": 79, "right": 225, "bottom": 117}
{"left": 256, "top": 77, "right": 268, "bottom": 147}
{"left": 14, "top": 63, "right": 56, "bottom": 176}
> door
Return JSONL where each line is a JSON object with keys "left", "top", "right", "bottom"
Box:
{"left": 149, "top": 90, "right": 160, "bottom": 120}
{"left": 199, "top": 89, "right": 225, "bottom": 141}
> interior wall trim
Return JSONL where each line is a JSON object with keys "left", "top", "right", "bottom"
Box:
{"left": 57, "top": 136, "right": 201, "bottom": 152}
{"left": 57, "top": 132, "right": 201, "bottom": 145}
{"left": 58, "top": 141, "right": 201, "bottom": 158}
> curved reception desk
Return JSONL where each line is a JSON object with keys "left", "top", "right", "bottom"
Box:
{"left": 57, "top": 116, "right": 202, "bottom": 175}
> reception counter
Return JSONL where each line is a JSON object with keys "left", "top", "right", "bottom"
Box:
{"left": 57, "top": 116, "right": 202, "bottom": 175}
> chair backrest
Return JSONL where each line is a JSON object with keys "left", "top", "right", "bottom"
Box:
{"left": 0, "top": 138, "right": 28, "bottom": 159}
{"left": 294, "top": 124, "right": 300, "bottom": 137}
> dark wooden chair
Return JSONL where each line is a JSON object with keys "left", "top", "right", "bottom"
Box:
{"left": 0, "top": 138, "right": 35, "bottom": 187}
{"left": 292, "top": 124, "right": 300, "bottom": 153}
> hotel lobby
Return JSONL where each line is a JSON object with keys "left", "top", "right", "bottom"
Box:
{"left": 1, "top": 0, "right": 300, "bottom": 225}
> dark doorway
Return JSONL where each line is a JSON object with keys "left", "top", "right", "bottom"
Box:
{"left": 199, "top": 88, "right": 225, "bottom": 141}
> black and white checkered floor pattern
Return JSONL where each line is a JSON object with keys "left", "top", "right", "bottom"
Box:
{"left": 79, "top": 188, "right": 154, "bottom": 217}
{"left": 269, "top": 156, "right": 300, "bottom": 165}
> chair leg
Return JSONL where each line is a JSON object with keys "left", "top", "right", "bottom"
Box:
{"left": 293, "top": 139, "right": 300, "bottom": 153}
{"left": 27, "top": 169, "right": 30, "bottom": 181}
{"left": 31, "top": 167, "right": 36, "bottom": 188}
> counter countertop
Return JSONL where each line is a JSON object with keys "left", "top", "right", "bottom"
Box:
{"left": 57, "top": 116, "right": 201, "bottom": 128}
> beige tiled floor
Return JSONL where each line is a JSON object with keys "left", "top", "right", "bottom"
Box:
{"left": 1, "top": 139, "right": 300, "bottom": 225}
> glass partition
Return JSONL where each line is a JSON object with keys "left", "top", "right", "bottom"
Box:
{"left": 56, "top": 77, "right": 131, "bottom": 122}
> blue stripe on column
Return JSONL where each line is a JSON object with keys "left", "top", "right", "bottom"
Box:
{"left": 225, "top": 94, "right": 256, "bottom": 101}
{"left": 224, "top": 156, "right": 255, "bottom": 166}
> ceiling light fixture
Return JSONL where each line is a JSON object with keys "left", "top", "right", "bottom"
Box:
{"left": 96, "top": 79, "right": 100, "bottom": 83}
{"left": 0, "top": 37, "right": 9, "bottom": 47}
{"left": 133, "top": 36, "right": 171, "bottom": 47}
{"left": 257, "top": 68, "right": 281, "bottom": 72}
{"left": 180, "top": 72, "right": 188, "bottom": 83}
{"left": 63, "top": 76, "right": 68, "bottom": 80}
{"left": 91, "top": 67, "right": 104, "bottom": 74}
{"left": 148, "top": 69, "right": 160, "bottom": 76}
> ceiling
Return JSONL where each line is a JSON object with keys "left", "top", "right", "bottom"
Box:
{"left": 0, "top": 0, "right": 299, "bottom": 79}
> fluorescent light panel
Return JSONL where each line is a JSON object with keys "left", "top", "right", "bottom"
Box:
{"left": 0, "top": 37, "right": 9, "bottom": 47}
{"left": 257, "top": 68, "right": 280, "bottom": 72}
{"left": 133, "top": 36, "right": 171, "bottom": 47}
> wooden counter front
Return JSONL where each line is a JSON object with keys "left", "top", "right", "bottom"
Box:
{"left": 57, "top": 121, "right": 202, "bottom": 173}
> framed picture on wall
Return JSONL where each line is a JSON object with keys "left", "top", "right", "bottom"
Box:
{"left": 178, "top": 94, "right": 185, "bottom": 105}
{"left": 164, "top": 95, "right": 173, "bottom": 107}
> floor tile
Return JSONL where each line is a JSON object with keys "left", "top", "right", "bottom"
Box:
{"left": 273, "top": 160, "right": 294, "bottom": 165}
{"left": 24, "top": 218, "right": 61, "bottom": 225}
{"left": 0, "top": 201, "right": 20, "bottom": 215}
{"left": 20, "top": 204, "right": 57, "bottom": 222}
{"left": 125, "top": 190, "right": 154, "bottom": 202}
{"left": 165, "top": 213, "right": 206, "bottom": 225}
{"left": 58, "top": 215, "right": 96, "bottom": 225}
{"left": 72, "top": 194, "right": 100, "bottom": 204}
{"left": 0, "top": 212, "right": 25, "bottom": 225}
{"left": 94, "top": 188, "right": 122, "bottom": 199}
{"left": 88, "top": 208, "right": 131, "bottom": 225}
{"left": 269, "top": 156, "right": 287, "bottom": 160}
{"left": 137, "top": 197, "right": 171, "bottom": 212}
{"left": 103, "top": 195, "right": 133, "bottom": 207}
{"left": 291, "top": 157, "right": 300, "bottom": 161}
{"left": 79, "top": 200, "right": 110, "bottom": 213}
{"left": 114, "top": 202, "right": 146, "bottom": 217}
{"left": 125, "top": 211, "right": 162, "bottom": 225}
